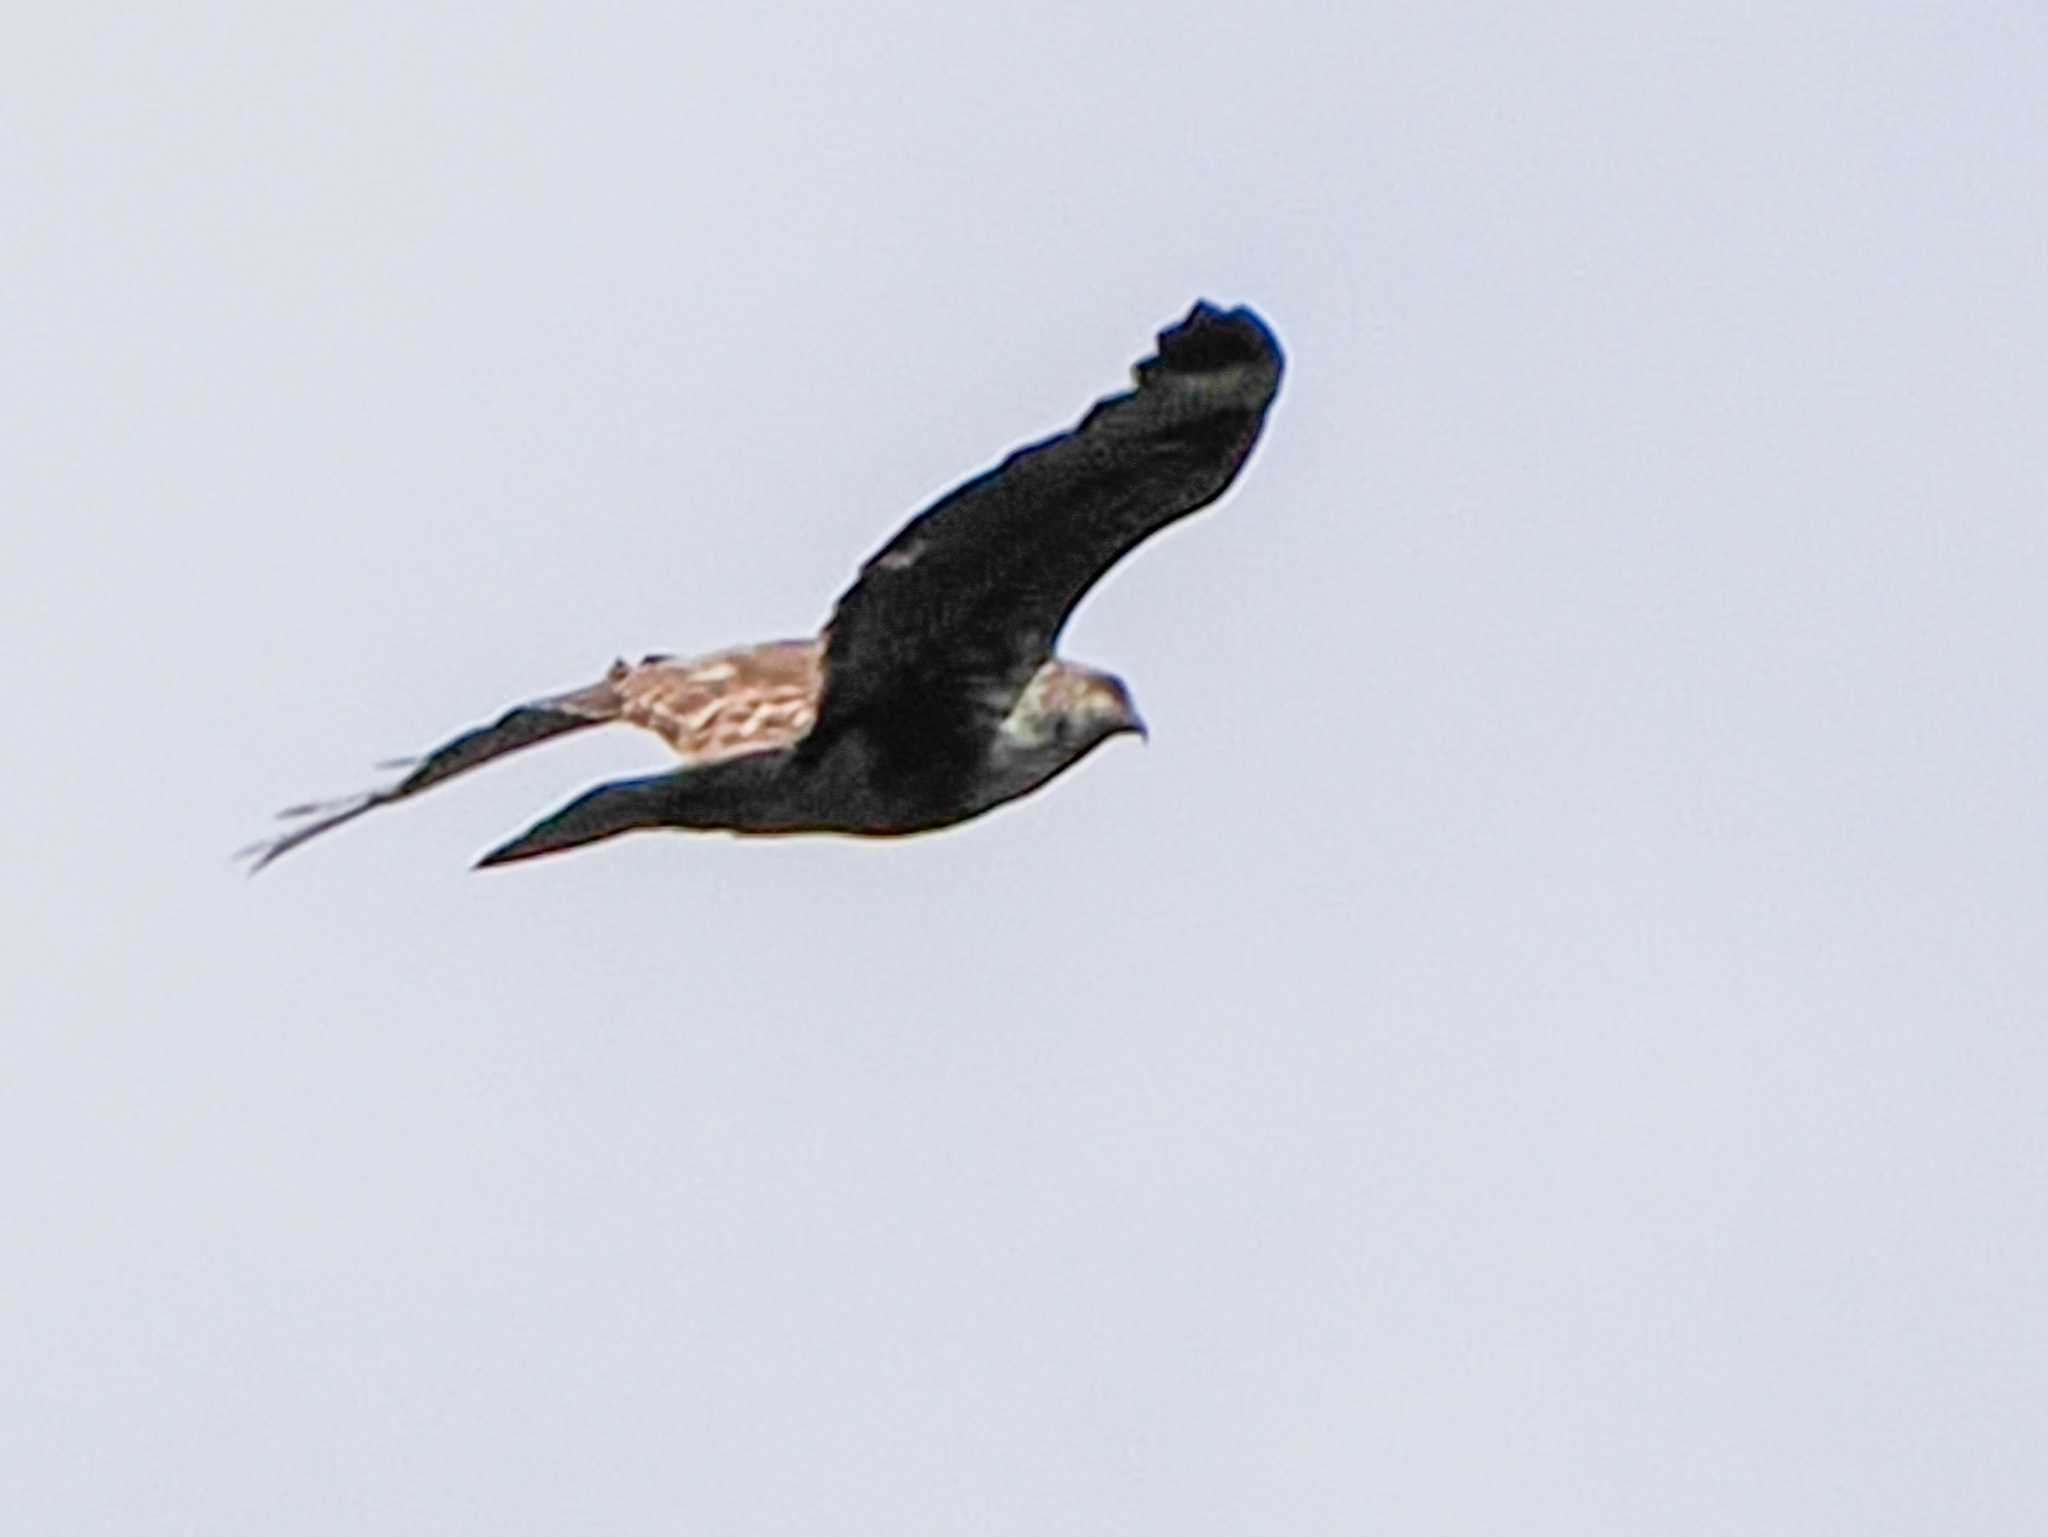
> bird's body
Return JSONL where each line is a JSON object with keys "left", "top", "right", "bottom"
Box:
{"left": 245, "top": 301, "right": 1283, "bottom": 870}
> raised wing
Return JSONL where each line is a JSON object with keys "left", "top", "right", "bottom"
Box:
{"left": 804, "top": 301, "right": 1283, "bottom": 767}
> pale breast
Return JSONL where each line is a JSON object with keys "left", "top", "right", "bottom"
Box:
{"left": 615, "top": 639, "right": 822, "bottom": 765}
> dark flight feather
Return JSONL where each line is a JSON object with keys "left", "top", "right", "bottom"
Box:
{"left": 805, "top": 302, "right": 1283, "bottom": 774}
{"left": 238, "top": 680, "right": 622, "bottom": 872}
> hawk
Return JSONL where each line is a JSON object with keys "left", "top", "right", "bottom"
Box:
{"left": 244, "top": 301, "right": 1284, "bottom": 871}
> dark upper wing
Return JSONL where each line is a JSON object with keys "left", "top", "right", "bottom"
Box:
{"left": 805, "top": 301, "right": 1283, "bottom": 762}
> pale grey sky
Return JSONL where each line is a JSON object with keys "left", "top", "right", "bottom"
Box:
{"left": 6, "top": 3, "right": 2045, "bottom": 1531}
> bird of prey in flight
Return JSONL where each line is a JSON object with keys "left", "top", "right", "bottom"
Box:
{"left": 244, "top": 301, "right": 1284, "bottom": 871}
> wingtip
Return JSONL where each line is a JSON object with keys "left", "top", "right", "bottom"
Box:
{"left": 1138, "top": 301, "right": 1283, "bottom": 385}
{"left": 473, "top": 824, "right": 565, "bottom": 870}
{"left": 1170, "top": 299, "right": 1278, "bottom": 356}
{"left": 231, "top": 788, "right": 390, "bottom": 875}
{"left": 472, "top": 838, "right": 529, "bottom": 871}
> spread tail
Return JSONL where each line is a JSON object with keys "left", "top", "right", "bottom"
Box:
{"left": 238, "top": 666, "right": 630, "bottom": 872}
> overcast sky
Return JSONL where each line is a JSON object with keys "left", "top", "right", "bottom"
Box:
{"left": 6, "top": 3, "right": 2045, "bottom": 1532}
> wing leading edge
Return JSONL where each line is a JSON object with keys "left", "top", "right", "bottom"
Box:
{"left": 805, "top": 301, "right": 1284, "bottom": 764}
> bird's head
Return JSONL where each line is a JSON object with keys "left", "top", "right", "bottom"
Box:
{"left": 988, "top": 660, "right": 1147, "bottom": 797}
{"left": 1067, "top": 666, "right": 1149, "bottom": 748}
